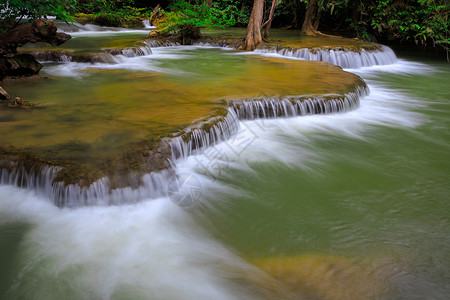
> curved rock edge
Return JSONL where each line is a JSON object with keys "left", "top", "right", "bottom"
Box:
{"left": 144, "top": 37, "right": 397, "bottom": 69}
{"left": 0, "top": 81, "right": 368, "bottom": 207}
{"left": 18, "top": 36, "right": 397, "bottom": 70}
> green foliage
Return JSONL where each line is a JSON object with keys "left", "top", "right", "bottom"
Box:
{"left": 369, "top": 0, "right": 449, "bottom": 50}
{"left": 75, "top": 0, "right": 135, "bottom": 14}
{"left": 92, "top": 7, "right": 150, "bottom": 27}
{"left": 0, "top": 0, "right": 76, "bottom": 32}
{"left": 416, "top": 0, "right": 449, "bottom": 50}
{"left": 75, "top": 0, "right": 151, "bottom": 27}
{"left": 157, "top": 0, "right": 242, "bottom": 36}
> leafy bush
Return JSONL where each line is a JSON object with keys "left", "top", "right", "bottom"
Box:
{"left": 75, "top": 0, "right": 136, "bottom": 14}
{"left": 156, "top": 0, "right": 241, "bottom": 40}
{"left": 0, "top": 0, "right": 76, "bottom": 32}
{"left": 74, "top": 0, "right": 151, "bottom": 27}
{"left": 370, "top": 0, "right": 449, "bottom": 51}
{"left": 92, "top": 7, "right": 150, "bottom": 27}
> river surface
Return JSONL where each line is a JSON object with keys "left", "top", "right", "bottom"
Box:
{"left": 0, "top": 28, "right": 449, "bottom": 299}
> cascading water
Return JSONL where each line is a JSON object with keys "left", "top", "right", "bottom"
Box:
{"left": 0, "top": 81, "right": 368, "bottom": 207}
{"left": 169, "top": 109, "right": 241, "bottom": 160}
{"left": 1, "top": 26, "right": 449, "bottom": 299}
{"left": 57, "top": 21, "right": 150, "bottom": 35}
{"left": 144, "top": 40, "right": 182, "bottom": 47}
{"left": 190, "top": 41, "right": 397, "bottom": 69}
{"left": 26, "top": 45, "right": 153, "bottom": 64}
{"left": 26, "top": 50, "right": 74, "bottom": 63}
{"left": 142, "top": 19, "right": 155, "bottom": 29}
{"left": 228, "top": 86, "right": 368, "bottom": 120}
{"left": 103, "top": 45, "right": 153, "bottom": 57}
{"left": 253, "top": 45, "right": 397, "bottom": 69}
{"left": 0, "top": 166, "right": 60, "bottom": 198}
{"left": 0, "top": 108, "right": 242, "bottom": 207}
{"left": 7, "top": 37, "right": 374, "bottom": 207}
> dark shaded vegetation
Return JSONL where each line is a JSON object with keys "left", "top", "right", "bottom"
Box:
{"left": 1, "top": 0, "right": 447, "bottom": 57}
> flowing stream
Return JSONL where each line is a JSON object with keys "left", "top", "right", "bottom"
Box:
{"left": 0, "top": 27, "right": 449, "bottom": 299}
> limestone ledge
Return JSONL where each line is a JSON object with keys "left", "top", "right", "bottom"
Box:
{"left": 0, "top": 80, "right": 367, "bottom": 193}
{"left": 2, "top": 35, "right": 371, "bottom": 202}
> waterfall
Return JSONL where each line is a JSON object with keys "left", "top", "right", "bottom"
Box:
{"left": 144, "top": 40, "right": 182, "bottom": 47}
{"left": 0, "top": 165, "right": 60, "bottom": 196}
{"left": 191, "top": 40, "right": 397, "bottom": 69}
{"left": 229, "top": 86, "right": 368, "bottom": 120}
{"left": 0, "top": 85, "right": 368, "bottom": 207}
{"left": 30, "top": 50, "right": 74, "bottom": 63}
{"left": 28, "top": 47, "right": 152, "bottom": 64}
{"left": 103, "top": 45, "right": 153, "bottom": 57}
{"left": 142, "top": 20, "right": 155, "bottom": 29}
{"left": 169, "top": 108, "right": 241, "bottom": 160}
{"left": 193, "top": 41, "right": 237, "bottom": 49}
{"left": 0, "top": 109, "right": 240, "bottom": 207}
{"left": 51, "top": 170, "right": 174, "bottom": 207}
{"left": 31, "top": 39, "right": 395, "bottom": 69}
{"left": 0, "top": 163, "right": 175, "bottom": 207}
{"left": 3, "top": 42, "right": 372, "bottom": 207}
{"left": 58, "top": 22, "right": 150, "bottom": 34}
{"left": 254, "top": 46, "right": 397, "bottom": 69}
{"left": 29, "top": 50, "right": 119, "bottom": 64}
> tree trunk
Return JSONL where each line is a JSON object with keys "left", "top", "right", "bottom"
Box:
{"left": 0, "top": 19, "right": 71, "bottom": 57}
{"left": 301, "top": 0, "right": 322, "bottom": 36}
{"left": 313, "top": 9, "right": 321, "bottom": 31}
{"left": 264, "top": 0, "right": 278, "bottom": 39}
{"left": 241, "top": 0, "right": 265, "bottom": 51}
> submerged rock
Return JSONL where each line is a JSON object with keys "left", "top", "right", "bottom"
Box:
{"left": 255, "top": 254, "right": 386, "bottom": 300}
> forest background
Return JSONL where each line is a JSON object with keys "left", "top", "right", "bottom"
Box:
{"left": 0, "top": 0, "right": 448, "bottom": 56}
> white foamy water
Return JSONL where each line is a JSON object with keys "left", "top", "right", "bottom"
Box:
{"left": 42, "top": 47, "right": 192, "bottom": 78}
{"left": 142, "top": 19, "right": 156, "bottom": 29}
{"left": 233, "top": 45, "right": 397, "bottom": 69}
{"left": 347, "top": 59, "right": 436, "bottom": 75}
{"left": 59, "top": 22, "right": 150, "bottom": 36}
{"left": 0, "top": 187, "right": 268, "bottom": 299}
{"left": 43, "top": 57, "right": 161, "bottom": 78}
{"left": 41, "top": 45, "right": 236, "bottom": 78}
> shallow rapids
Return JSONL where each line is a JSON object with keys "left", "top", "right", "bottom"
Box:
{"left": 1, "top": 29, "right": 449, "bottom": 299}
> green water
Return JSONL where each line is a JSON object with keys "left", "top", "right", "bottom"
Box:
{"left": 1, "top": 34, "right": 449, "bottom": 299}
{"left": 2, "top": 45, "right": 358, "bottom": 162}
{"left": 192, "top": 58, "right": 450, "bottom": 298}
